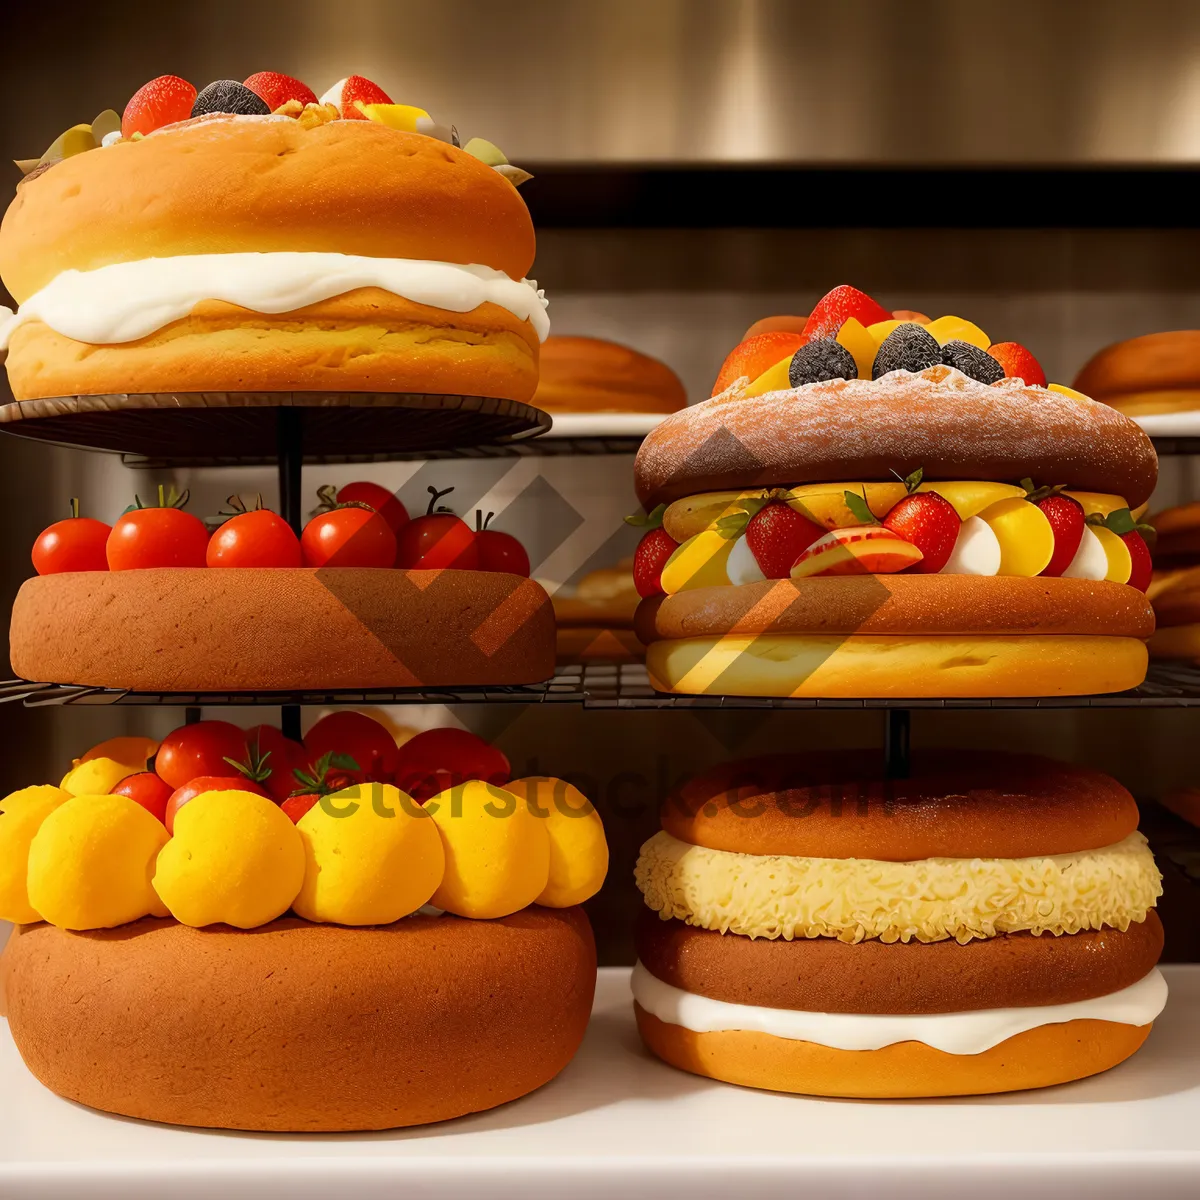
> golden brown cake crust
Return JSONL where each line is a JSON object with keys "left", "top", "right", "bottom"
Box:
{"left": 0, "top": 118, "right": 535, "bottom": 301}
{"left": 2, "top": 910, "right": 596, "bottom": 1131}
{"left": 1074, "top": 331, "right": 1200, "bottom": 412}
{"left": 636, "top": 910, "right": 1163, "bottom": 1014}
{"left": 10, "top": 568, "right": 555, "bottom": 691}
{"left": 659, "top": 750, "right": 1140, "bottom": 859}
{"left": 533, "top": 336, "right": 686, "bottom": 413}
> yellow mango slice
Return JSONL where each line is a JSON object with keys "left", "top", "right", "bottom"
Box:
{"left": 354, "top": 102, "right": 430, "bottom": 129}
{"left": 835, "top": 318, "right": 877, "bottom": 381}
{"left": 1090, "top": 525, "right": 1133, "bottom": 584}
{"left": 924, "top": 316, "right": 990, "bottom": 349}
{"left": 27, "top": 794, "right": 168, "bottom": 930}
{"left": 867, "top": 319, "right": 908, "bottom": 343}
{"left": 293, "top": 784, "right": 444, "bottom": 926}
{"left": 60, "top": 756, "right": 139, "bottom": 797}
{"left": 503, "top": 777, "right": 609, "bottom": 908}
{"left": 663, "top": 492, "right": 756, "bottom": 542}
{"left": 787, "top": 483, "right": 908, "bottom": 530}
{"left": 1048, "top": 383, "right": 1091, "bottom": 402}
{"left": 742, "top": 356, "right": 794, "bottom": 398}
{"left": 154, "top": 791, "right": 304, "bottom": 929}
{"left": 978, "top": 498, "right": 1055, "bottom": 576}
{"left": 917, "top": 481, "right": 1026, "bottom": 520}
{"left": 0, "top": 785, "right": 71, "bottom": 924}
{"left": 1062, "top": 491, "right": 1131, "bottom": 518}
{"left": 427, "top": 781, "right": 550, "bottom": 919}
{"left": 660, "top": 530, "right": 735, "bottom": 593}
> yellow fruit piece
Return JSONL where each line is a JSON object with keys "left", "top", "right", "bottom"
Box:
{"left": 153, "top": 791, "right": 304, "bottom": 930}
{"left": 923, "top": 316, "right": 990, "bottom": 349}
{"left": 27, "top": 794, "right": 168, "bottom": 930}
{"left": 427, "top": 781, "right": 550, "bottom": 919}
{"left": 660, "top": 530, "right": 735, "bottom": 593}
{"left": 77, "top": 736, "right": 158, "bottom": 768}
{"left": 354, "top": 102, "right": 430, "bottom": 129}
{"left": 0, "top": 786, "right": 70, "bottom": 924}
{"left": 917, "top": 481, "right": 1026, "bottom": 520}
{"left": 835, "top": 318, "right": 877, "bottom": 381}
{"left": 293, "top": 784, "right": 444, "bottom": 926}
{"left": 60, "top": 756, "right": 139, "bottom": 797}
{"left": 1048, "top": 383, "right": 1091, "bottom": 402}
{"left": 1062, "top": 491, "right": 1130, "bottom": 519}
{"left": 663, "top": 492, "right": 756, "bottom": 542}
{"left": 742, "top": 356, "right": 793, "bottom": 398}
{"left": 866, "top": 319, "right": 908, "bottom": 344}
{"left": 787, "top": 483, "right": 908, "bottom": 530}
{"left": 1090, "top": 525, "right": 1133, "bottom": 584}
{"left": 503, "top": 778, "right": 609, "bottom": 908}
{"left": 462, "top": 136, "right": 508, "bottom": 166}
{"left": 978, "top": 498, "right": 1055, "bottom": 576}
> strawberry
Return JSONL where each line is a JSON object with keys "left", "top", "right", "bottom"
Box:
{"left": 1122, "top": 532, "right": 1153, "bottom": 592}
{"left": 711, "top": 332, "right": 807, "bottom": 397}
{"left": 745, "top": 502, "right": 823, "bottom": 579}
{"left": 987, "top": 342, "right": 1047, "bottom": 388}
{"left": 122, "top": 75, "right": 197, "bottom": 138}
{"left": 632, "top": 528, "right": 679, "bottom": 597}
{"left": 320, "top": 75, "right": 393, "bottom": 119}
{"left": 882, "top": 492, "right": 960, "bottom": 573}
{"left": 243, "top": 71, "right": 318, "bottom": 112}
{"left": 1024, "top": 483, "right": 1084, "bottom": 577}
{"left": 802, "top": 285, "right": 893, "bottom": 342}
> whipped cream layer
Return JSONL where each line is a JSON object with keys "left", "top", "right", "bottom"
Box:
{"left": 0, "top": 251, "right": 550, "bottom": 350}
{"left": 631, "top": 960, "right": 1167, "bottom": 1054}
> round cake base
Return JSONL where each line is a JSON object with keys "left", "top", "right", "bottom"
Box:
{"left": 2, "top": 909, "right": 596, "bottom": 1132}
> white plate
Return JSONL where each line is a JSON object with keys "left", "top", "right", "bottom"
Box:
{"left": 542, "top": 412, "right": 669, "bottom": 438}
{"left": 1133, "top": 412, "right": 1200, "bottom": 438}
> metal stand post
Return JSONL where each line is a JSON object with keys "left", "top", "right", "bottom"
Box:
{"left": 884, "top": 708, "right": 911, "bottom": 779}
{"left": 276, "top": 407, "right": 304, "bottom": 742}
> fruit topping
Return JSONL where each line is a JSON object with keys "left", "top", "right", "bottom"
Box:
{"left": 788, "top": 338, "right": 858, "bottom": 386}
{"left": 1048, "top": 383, "right": 1090, "bottom": 402}
{"left": 659, "top": 530, "right": 735, "bottom": 592}
{"left": 976, "top": 497, "right": 1055, "bottom": 577}
{"left": 191, "top": 80, "right": 271, "bottom": 119}
{"left": 206, "top": 496, "right": 302, "bottom": 569}
{"left": 1021, "top": 481, "right": 1084, "bottom": 578}
{"left": 834, "top": 318, "right": 878, "bottom": 381}
{"left": 302, "top": 492, "right": 397, "bottom": 569}
{"left": 939, "top": 516, "right": 1001, "bottom": 576}
{"left": 1087, "top": 508, "right": 1154, "bottom": 591}
{"left": 916, "top": 481, "right": 1026, "bottom": 520}
{"left": 32, "top": 498, "right": 110, "bottom": 575}
{"left": 109, "top": 772, "right": 173, "bottom": 825}
{"left": 987, "top": 341, "right": 1047, "bottom": 387}
{"left": 393, "top": 486, "right": 480, "bottom": 570}
{"left": 305, "top": 710, "right": 398, "bottom": 783}
{"left": 743, "top": 316, "right": 809, "bottom": 339}
{"left": 882, "top": 491, "right": 961, "bottom": 574}
{"left": 790, "top": 525, "right": 924, "bottom": 578}
{"left": 475, "top": 512, "right": 531, "bottom": 576}
{"left": 725, "top": 535, "right": 766, "bottom": 586}
{"left": 242, "top": 71, "right": 317, "bottom": 112}
{"left": 923, "top": 316, "right": 990, "bottom": 349}
{"left": 122, "top": 75, "right": 197, "bottom": 138}
{"left": 872, "top": 324, "right": 942, "bottom": 378}
{"left": 393, "top": 727, "right": 511, "bottom": 803}
{"left": 320, "top": 75, "right": 393, "bottom": 118}
{"left": 941, "top": 339, "right": 1005, "bottom": 384}
{"left": 711, "top": 331, "right": 807, "bottom": 396}
{"left": 788, "top": 482, "right": 908, "bottom": 529}
{"left": 740, "top": 499, "right": 824, "bottom": 579}
{"left": 356, "top": 102, "right": 430, "bottom": 129}
{"left": 891, "top": 309, "right": 931, "bottom": 324}
{"left": 802, "top": 285, "right": 893, "bottom": 342}
{"left": 60, "top": 757, "right": 137, "bottom": 798}
{"left": 0, "top": 787, "right": 71, "bottom": 925}
{"left": 164, "top": 775, "right": 270, "bottom": 836}
{"left": 106, "top": 485, "right": 209, "bottom": 570}
{"left": 154, "top": 720, "right": 248, "bottom": 791}
{"left": 630, "top": 517, "right": 680, "bottom": 598}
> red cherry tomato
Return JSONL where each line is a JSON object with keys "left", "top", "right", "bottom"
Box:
{"left": 337, "top": 482, "right": 409, "bottom": 535}
{"left": 303, "top": 711, "right": 398, "bottom": 782}
{"left": 164, "top": 775, "right": 269, "bottom": 835}
{"left": 107, "top": 508, "right": 209, "bottom": 570}
{"left": 474, "top": 527, "right": 531, "bottom": 576}
{"left": 110, "top": 771, "right": 173, "bottom": 824}
{"left": 301, "top": 507, "right": 396, "bottom": 568}
{"left": 245, "top": 723, "right": 312, "bottom": 802}
{"left": 393, "top": 727, "right": 510, "bottom": 802}
{"left": 155, "top": 721, "right": 248, "bottom": 790}
{"left": 207, "top": 510, "right": 302, "bottom": 568}
{"left": 394, "top": 515, "right": 480, "bottom": 570}
{"left": 32, "top": 504, "right": 112, "bottom": 575}
{"left": 281, "top": 794, "right": 320, "bottom": 824}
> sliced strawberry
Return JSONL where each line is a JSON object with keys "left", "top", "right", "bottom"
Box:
{"left": 633, "top": 527, "right": 679, "bottom": 597}
{"left": 243, "top": 71, "right": 318, "bottom": 112}
{"left": 745, "top": 502, "right": 823, "bottom": 579}
{"left": 122, "top": 75, "right": 197, "bottom": 138}
{"left": 1033, "top": 493, "right": 1085, "bottom": 577}
{"left": 1122, "top": 532, "right": 1153, "bottom": 592}
{"left": 321, "top": 75, "right": 393, "bottom": 119}
{"left": 881, "top": 492, "right": 960, "bottom": 573}
{"left": 802, "top": 285, "right": 893, "bottom": 342}
{"left": 987, "top": 342, "right": 1047, "bottom": 388}
{"left": 711, "top": 332, "right": 807, "bottom": 396}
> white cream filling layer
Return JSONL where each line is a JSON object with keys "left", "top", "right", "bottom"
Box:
{"left": 630, "top": 960, "right": 1167, "bottom": 1055}
{"left": 0, "top": 251, "right": 550, "bottom": 350}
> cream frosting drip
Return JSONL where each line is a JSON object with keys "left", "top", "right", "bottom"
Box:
{"left": 631, "top": 961, "right": 1167, "bottom": 1053}
{"left": 635, "top": 829, "right": 1162, "bottom": 944}
{"left": 0, "top": 251, "right": 550, "bottom": 350}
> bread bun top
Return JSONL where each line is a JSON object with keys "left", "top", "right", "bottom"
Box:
{"left": 633, "top": 365, "right": 1157, "bottom": 509}
{"left": 0, "top": 117, "right": 535, "bottom": 301}
{"left": 1074, "top": 331, "right": 1200, "bottom": 401}
{"left": 532, "top": 336, "right": 686, "bottom": 414}
{"left": 661, "top": 751, "right": 1138, "bottom": 860}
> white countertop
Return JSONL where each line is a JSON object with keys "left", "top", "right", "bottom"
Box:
{"left": 1, "top": 965, "right": 1198, "bottom": 1199}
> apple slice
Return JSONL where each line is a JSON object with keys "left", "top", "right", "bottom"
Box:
{"left": 660, "top": 530, "right": 735, "bottom": 593}
{"left": 790, "top": 526, "right": 923, "bottom": 578}
{"left": 977, "top": 497, "right": 1055, "bottom": 576}
{"left": 1061, "top": 526, "right": 1109, "bottom": 581}
{"left": 938, "top": 516, "right": 1001, "bottom": 576}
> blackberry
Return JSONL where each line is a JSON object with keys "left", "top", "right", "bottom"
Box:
{"left": 192, "top": 80, "right": 272, "bottom": 119}
{"left": 788, "top": 338, "right": 858, "bottom": 387}
{"left": 872, "top": 324, "right": 941, "bottom": 379}
{"left": 941, "top": 339, "right": 1006, "bottom": 384}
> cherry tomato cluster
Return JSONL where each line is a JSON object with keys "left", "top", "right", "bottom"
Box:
{"left": 109, "top": 712, "right": 511, "bottom": 831}
{"left": 32, "top": 483, "right": 531, "bottom": 577}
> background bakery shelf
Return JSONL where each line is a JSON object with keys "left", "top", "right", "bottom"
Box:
{"left": 0, "top": 963, "right": 1197, "bottom": 1200}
